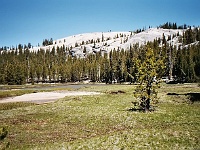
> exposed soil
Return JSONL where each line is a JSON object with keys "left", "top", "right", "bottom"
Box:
{"left": 0, "top": 91, "right": 100, "bottom": 104}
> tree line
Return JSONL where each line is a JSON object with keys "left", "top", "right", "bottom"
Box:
{"left": 159, "top": 22, "right": 188, "bottom": 29}
{"left": 0, "top": 27, "right": 200, "bottom": 85}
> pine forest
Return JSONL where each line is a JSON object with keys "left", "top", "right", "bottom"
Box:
{"left": 0, "top": 24, "right": 200, "bottom": 85}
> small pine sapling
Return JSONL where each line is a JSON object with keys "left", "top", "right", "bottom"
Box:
{"left": 132, "top": 47, "right": 165, "bottom": 112}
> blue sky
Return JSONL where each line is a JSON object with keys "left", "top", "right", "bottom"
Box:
{"left": 0, "top": 0, "right": 200, "bottom": 47}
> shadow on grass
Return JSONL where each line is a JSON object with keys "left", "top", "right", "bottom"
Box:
{"left": 167, "top": 92, "right": 200, "bottom": 103}
{"left": 128, "top": 108, "right": 146, "bottom": 112}
{"left": 109, "top": 90, "right": 126, "bottom": 94}
{"left": 127, "top": 106, "right": 156, "bottom": 112}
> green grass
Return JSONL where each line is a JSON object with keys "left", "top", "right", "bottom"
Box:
{"left": 0, "top": 90, "right": 39, "bottom": 99}
{"left": 0, "top": 102, "right": 36, "bottom": 111}
{"left": 0, "top": 83, "right": 199, "bottom": 149}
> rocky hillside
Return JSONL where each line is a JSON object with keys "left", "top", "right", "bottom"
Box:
{"left": 30, "top": 28, "right": 184, "bottom": 58}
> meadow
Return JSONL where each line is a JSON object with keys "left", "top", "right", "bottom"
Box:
{"left": 0, "top": 83, "right": 200, "bottom": 150}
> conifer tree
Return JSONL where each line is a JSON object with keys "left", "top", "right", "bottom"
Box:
{"left": 133, "top": 46, "right": 165, "bottom": 111}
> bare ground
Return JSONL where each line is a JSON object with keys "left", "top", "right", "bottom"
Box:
{"left": 0, "top": 91, "right": 100, "bottom": 104}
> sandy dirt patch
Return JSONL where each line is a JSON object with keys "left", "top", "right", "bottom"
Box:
{"left": 0, "top": 91, "right": 100, "bottom": 104}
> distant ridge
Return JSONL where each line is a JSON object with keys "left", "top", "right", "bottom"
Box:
{"left": 30, "top": 28, "right": 184, "bottom": 57}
